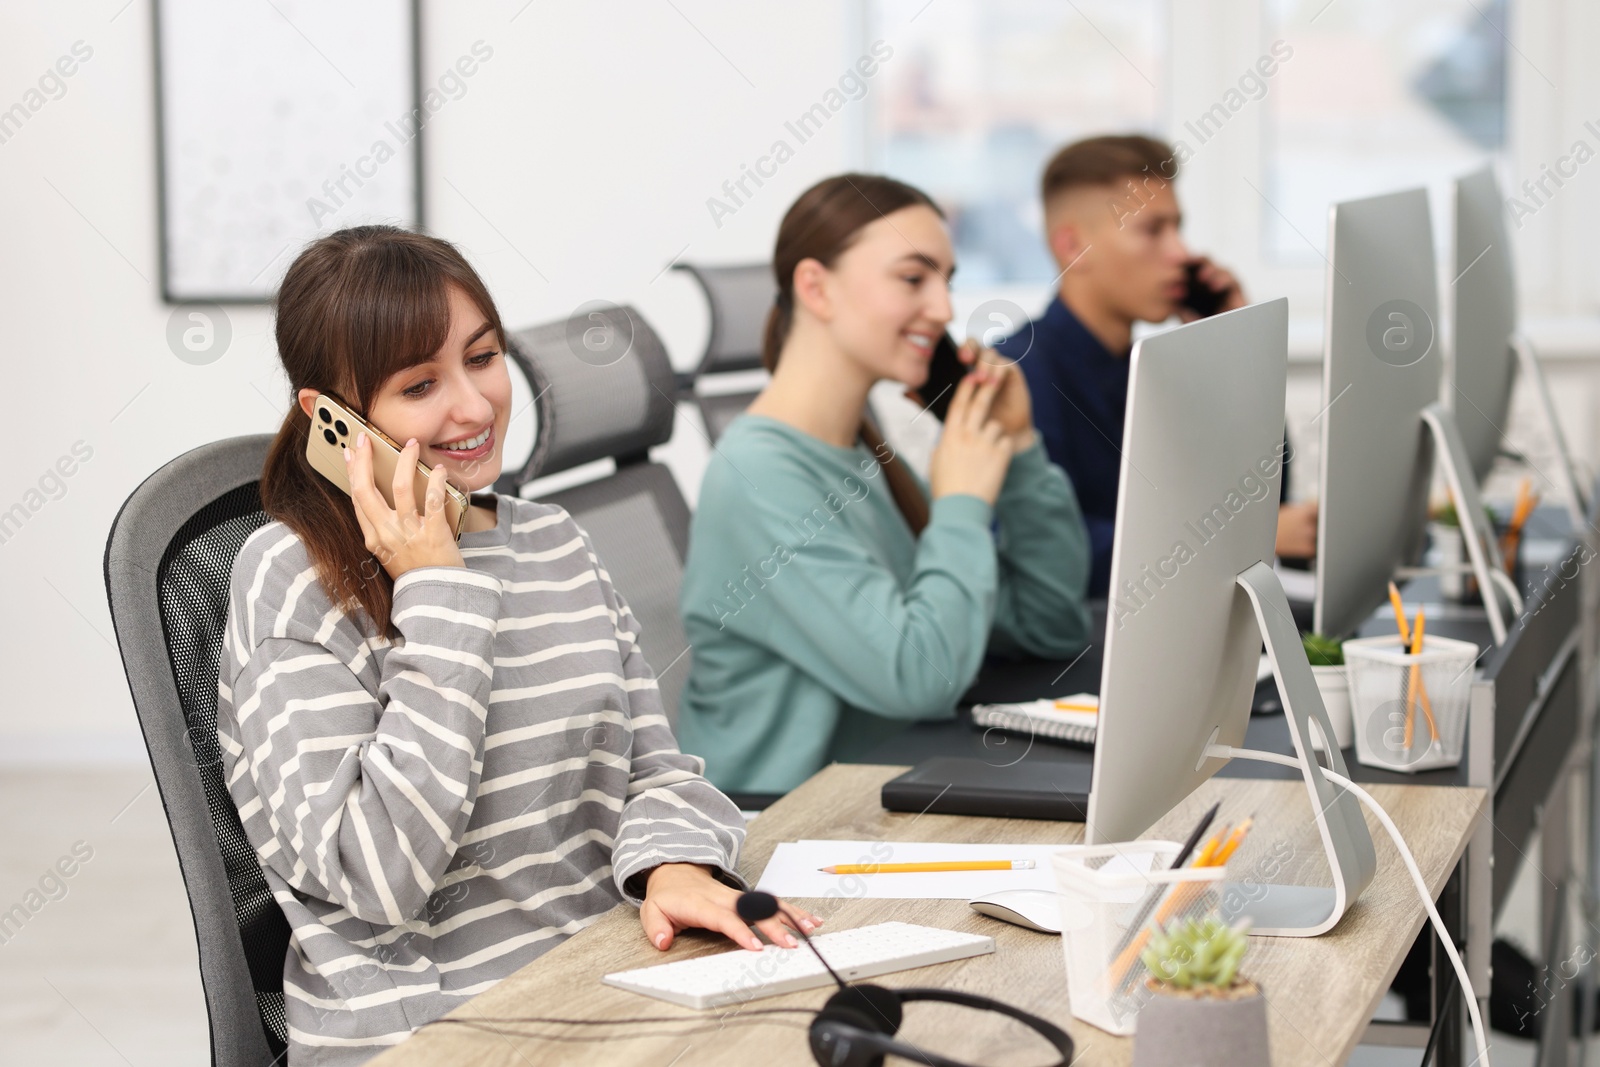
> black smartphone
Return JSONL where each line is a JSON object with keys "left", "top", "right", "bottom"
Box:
{"left": 1182, "top": 261, "right": 1226, "bottom": 319}
{"left": 918, "top": 333, "right": 967, "bottom": 422}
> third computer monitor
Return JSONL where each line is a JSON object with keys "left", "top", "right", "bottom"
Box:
{"left": 1450, "top": 165, "right": 1519, "bottom": 485}
{"left": 1312, "top": 187, "right": 1442, "bottom": 641}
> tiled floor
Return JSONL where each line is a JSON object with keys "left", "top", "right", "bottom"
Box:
{"left": 0, "top": 765, "right": 1574, "bottom": 1065}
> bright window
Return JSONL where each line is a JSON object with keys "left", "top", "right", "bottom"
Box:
{"left": 869, "top": 0, "right": 1167, "bottom": 285}
{"left": 1261, "top": 0, "right": 1510, "bottom": 263}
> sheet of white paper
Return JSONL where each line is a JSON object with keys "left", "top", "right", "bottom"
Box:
{"left": 754, "top": 840, "right": 1159, "bottom": 900}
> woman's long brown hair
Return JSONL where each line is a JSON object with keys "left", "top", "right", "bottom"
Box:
{"left": 762, "top": 173, "right": 940, "bottom": 535}
{"left": 260, "top": 225, "right": 506, "bottom": 641}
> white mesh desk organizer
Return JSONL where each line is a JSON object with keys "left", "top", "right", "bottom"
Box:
{"left": 1050, "top": 843, "right": 1229, "bottom": 1035}
{"left": 1343, "top": 632, "right": 1479, "bottom": 772}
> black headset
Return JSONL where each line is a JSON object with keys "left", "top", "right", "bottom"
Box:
{"left": 737, "top": 892, "right": 1076, "bottom": 1067}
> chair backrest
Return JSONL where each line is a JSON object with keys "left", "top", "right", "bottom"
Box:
{"left": 672, "top": 263, "right": 774, "bottom": 443}
{"left": 506, "top": 305, "right": 696, "bottom": 726}
{"left": 672, "top": 262, "right": 774, "bottom": 375}
{"left": 103, "top": 434, "right": 286, "bottom": 1067}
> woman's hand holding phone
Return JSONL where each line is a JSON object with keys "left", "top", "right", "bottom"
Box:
{"left": 344, "top": 432, "right": 466, "bottom": 579}
{"left": 928, "top": 373, "right": 1013, "bottom": 507}
{"left": 957, "top": 340, "right": 1036, "bottom": 452}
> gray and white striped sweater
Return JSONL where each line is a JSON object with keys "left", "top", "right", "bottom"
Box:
{"left": 216, "top": 492, "right": 747, "bottom": 1065}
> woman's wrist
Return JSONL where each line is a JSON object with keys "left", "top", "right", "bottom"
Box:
{"left": 928, "top": 492, "right": 996, "bottom": 527}
{"left": 645, "top": 861, "right": 713, "bottom": 888}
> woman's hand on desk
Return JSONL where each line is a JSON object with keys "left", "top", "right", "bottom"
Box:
{"left": 639, "top": 862, "right": 822, "bottom": 952}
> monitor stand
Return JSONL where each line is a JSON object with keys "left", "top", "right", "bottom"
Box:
{"left": 1205, "top": 562, "right": 1379, "bottom": 937}
{"left": 1514, "top": 333, "right": 1589, "bottom": 526}
{"left": 1422, "top": 402, "right": 1524, "bottom": 644}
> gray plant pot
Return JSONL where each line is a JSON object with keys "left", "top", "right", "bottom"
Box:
{"left": 1132, "top": 982, "right": 1270, "bottom": 1067}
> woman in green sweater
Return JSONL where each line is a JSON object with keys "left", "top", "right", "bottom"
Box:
{"left": 677, "top": 174, "right": 1094, "bottom": 794}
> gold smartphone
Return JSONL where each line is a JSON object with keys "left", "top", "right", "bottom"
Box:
{"left": 304, "top": 392, "right": 470, "bottom": 541}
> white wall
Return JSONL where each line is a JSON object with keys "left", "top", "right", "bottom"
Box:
{"left": 0, "top": 0, "right": 872, "bottom": 762}
{"left": 4, "top": 1, "right": 1599, "bottom": 764}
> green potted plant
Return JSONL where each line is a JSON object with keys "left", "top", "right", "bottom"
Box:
{"left": 1300, "top": 632, "right": 1351, "bottom": 751}
{"left": 1133, "top": 917, "right": 1267, "bottom": 1067}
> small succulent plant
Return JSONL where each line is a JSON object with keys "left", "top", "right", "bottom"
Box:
{"left": 1141, "top": 917, "right": 1249, "bottom": 991}
{"left": 1301, "top": 632, "right": 1344, "bottom": 667}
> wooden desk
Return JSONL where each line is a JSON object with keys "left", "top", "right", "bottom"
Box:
{"left": 370, "top": 764, "right": 1483, "bottom": 1067}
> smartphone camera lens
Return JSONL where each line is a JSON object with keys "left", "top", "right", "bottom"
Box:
{"left": 318, "top": 408, "right": 332, "bottom": 424}
{"left": 334, "top": 419, "right": 348, "bottom": 436}
{"left": 323, "top": 429, "right": 337, "bottom": 446}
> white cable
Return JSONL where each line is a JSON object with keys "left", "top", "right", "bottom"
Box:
{"left": 1487, "top": 566, "right": 1525, "bottom": 617}
{"left": 1208, "top": 744, "right": 1490, "bottom": 1066}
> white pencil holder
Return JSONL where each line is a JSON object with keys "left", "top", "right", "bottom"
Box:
{"left": 1050, "top": 842, "right": 1228, "bottom": 1036}
{"left": 1344, "top": 633, "right": 1478, "bottom": 773}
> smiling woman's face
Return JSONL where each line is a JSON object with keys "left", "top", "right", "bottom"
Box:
{"left": 298, "top": 284, "right": 511, "bottom": 494}
{"left": 810, "top": 204, "right": 955, "bottom": 388}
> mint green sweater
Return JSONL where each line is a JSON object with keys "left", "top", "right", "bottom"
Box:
{"left": 677, "top": 414, "right": 1093, "bottom": 793}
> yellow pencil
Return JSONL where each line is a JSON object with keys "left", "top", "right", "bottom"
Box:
{"left": 1390, "top": 586, "right": 1438, "bottom": 746}
{"left": 1387, "top": 581, "right": 1412, "bottom": 645}
{"left": 1404, "top": 608, "right": 1432, "bottom": 748}
{"left": 1192, "top": 827, "right": 1229, "bottom": 869}
{"left": 1211, "top": 817, "right": 1255, "bottom": 866}
{"left": 1503, "top": 481, "right": 1538, "bottom": 566}
{"left": 818, "top": 860, "right": 1036, "bottom": 875}
{"left": 1411, "top": 610, "right": 1438, "bottom": 742}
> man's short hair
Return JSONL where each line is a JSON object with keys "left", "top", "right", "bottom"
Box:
{"left": 1041, "top": 134, "right": 1178, "bottom": 209}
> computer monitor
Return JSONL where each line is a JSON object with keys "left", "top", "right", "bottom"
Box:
{"left": 1313, "top": 186, "right": 1519, "bottom": 643}
{"left": 1450, "top": 166, "right": 1518, "bottom": 485}
{"left": 1313, "top": 188, "right": 1442, "bottom": 641}
{"left": 1451, "top": 165, "right": 1587, "bottom": 520}
{"left": 1087, "top": 298, "right": 1376, "bottom": 937}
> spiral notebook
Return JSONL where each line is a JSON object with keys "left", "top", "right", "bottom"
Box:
{"left": 970, "top": 693, "right": 1098, "bottom": 749}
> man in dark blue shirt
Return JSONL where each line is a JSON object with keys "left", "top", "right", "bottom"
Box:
{"left": 995, "top": 135, "right": 1316, "bottom": 597}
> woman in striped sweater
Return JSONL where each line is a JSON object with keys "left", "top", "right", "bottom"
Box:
{"left": 219, "top": 225, "right": 817, "bottom": 1065}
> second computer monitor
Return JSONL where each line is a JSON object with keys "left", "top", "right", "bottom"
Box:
{"left": 1312, "top": 187, "right": 1442, "bottom": 640}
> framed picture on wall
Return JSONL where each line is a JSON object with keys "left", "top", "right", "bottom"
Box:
{"left": 153, "top": 0, "right": 422, "bottom": 303}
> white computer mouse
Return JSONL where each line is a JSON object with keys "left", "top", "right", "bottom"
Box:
{"left": 967, "top": 889, "right": 1067, "bottom": 934}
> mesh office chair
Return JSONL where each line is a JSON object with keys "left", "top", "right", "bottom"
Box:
{"left": 672, "top": 262, "right": 773, "bottom": 442}
{"left": 503, "top": 304, "right": 695, "bottom": 729}
{"left": 101, "top": 411, "right": 552, "bottom": 1066}
{"left": 104, "top": 434, "right": 288, "bottom": 1067}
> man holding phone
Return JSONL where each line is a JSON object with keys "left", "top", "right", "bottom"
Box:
{"left": 993, "top": 134, "right": 1317, "bottom": 597}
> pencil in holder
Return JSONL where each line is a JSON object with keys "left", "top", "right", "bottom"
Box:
{"left": 1050, "top": 842, "right": 1229, "bottom": 1035}
{"left": 1343, "top": 633, "right": 1478, "bottom": 773}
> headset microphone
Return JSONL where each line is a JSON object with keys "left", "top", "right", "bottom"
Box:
{"left": 734, "top": 892, "right": 1074, "bottom": 1067}
{"left": 737, "top": 891, "right": 847, "bottom": 989}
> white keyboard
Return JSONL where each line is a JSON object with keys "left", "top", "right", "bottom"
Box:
{"left": 602, "top": 921, "right": 995, "bottom": 1009}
